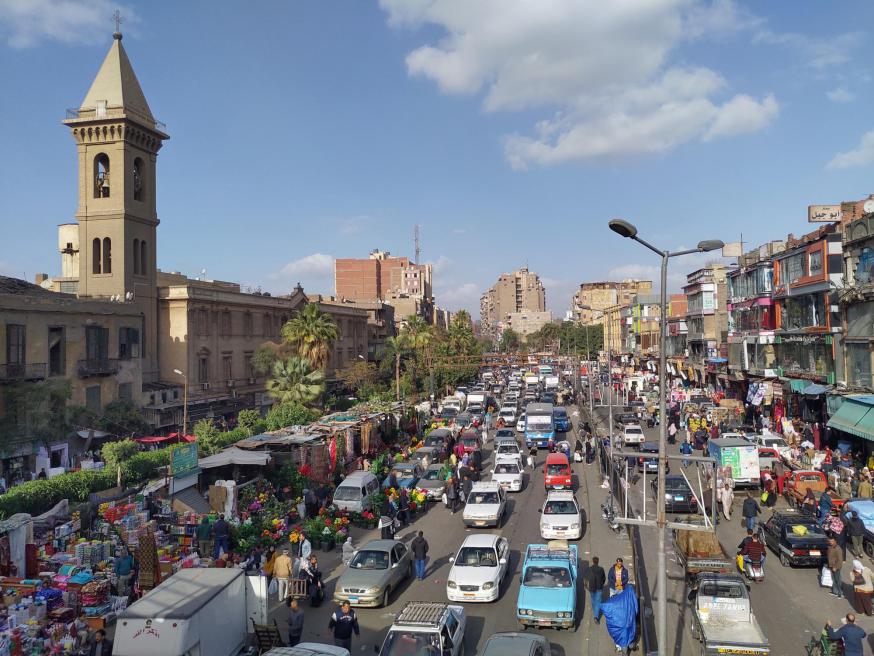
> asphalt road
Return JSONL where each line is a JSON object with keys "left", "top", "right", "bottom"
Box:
{"left": 592, "top": 390, "right": 874, "bottom": 655}
{"left": 281, "top": 410, "right": 635, "bottom": 656}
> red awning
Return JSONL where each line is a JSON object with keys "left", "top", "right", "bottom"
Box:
{"left": 135, "top": 434, "right": 196, "bottom": 444}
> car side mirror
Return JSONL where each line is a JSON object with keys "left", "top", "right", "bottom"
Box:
{"left": 449, "top": 556, "right": 455, "bottom": 563}
{"left": 499, "top": 558, "right": 507, "bottom": 565}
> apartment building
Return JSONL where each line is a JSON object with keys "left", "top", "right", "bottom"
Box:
{"left": 480, "top": 267, "right": 547, "bottom": 339}
{"left": 571, "top": 280, "right": 652, "bottom": 325}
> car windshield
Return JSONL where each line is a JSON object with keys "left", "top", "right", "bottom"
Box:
{"left": 523, "top": 566, "right": 572, "bottom": 588}
{"left": 496, "top": 430, "right": 515, "bottom": 439}
{"left": 462, "top": 438, "right": 478, "bottom": 447}
{"left": 544, "top": 500, "right": 577, "bottom": 514}
{"left": 333, "top": 486, "right": 363, "bottom": 501}
{"left": 457, "top": 417, "right": 471, "bottom": 426}
{"left": 495, "top": 463, "right": 520, "bottom": 474}
{"left": 469, "top": 492, "right": 499, "bottom": 504}
{"left": 425, "top": 438, "right": 443, "bottom": 447}
{"left": 554, "top": 410, "right": 567, "bottom": 418}
{"left": 497, "top": 445, "right": 518, "bottom": 454}
{"left": 349, "top": 549, "right": 389, "bottom": 570}
{"left": 527, "top": 415, "right": 553, "bottom": 430}
{"left": 666, "top": 481, "right": 690, "bottom": 493}
{"left": 383, "top": 631, "right": 441, "bottom": 656}
{"left": 455, "top": 546, "right": 498, "bottom": 567}
{"left": 422, "top": 469, "right": 442, "bottom": 481}
{"left": 547, "top": 463, "right": 569, "bottom": 475}
{"left": 626, "top": 428, "right": 643, "bottom": 435}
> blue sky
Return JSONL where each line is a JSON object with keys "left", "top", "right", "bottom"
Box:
{"left": 1, "top": 0, "right": 873, "bottom": 316}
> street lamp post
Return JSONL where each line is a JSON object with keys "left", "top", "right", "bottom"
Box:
{"left": 608, "top": 219, "right": 723, "bottom": 656}
{"left": 173, "top": 368, "right": 189, "bottom": 438}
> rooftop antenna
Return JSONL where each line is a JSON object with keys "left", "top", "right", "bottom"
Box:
{"left": 414, "top": 225, "right": 421, "bottom": 265}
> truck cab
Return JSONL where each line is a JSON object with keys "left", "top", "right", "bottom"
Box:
{"left": 516, "top": 541, "right": 578, "bottom": 630}
{"left": 379, "top": 601, "right": 466, "bottom": 656}
{"left": 689, "top": 572, "right": 770, "bottom": 655}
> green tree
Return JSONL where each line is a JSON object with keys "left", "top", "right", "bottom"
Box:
{"left": 236, "top": 409, "right": 265, "bottom": 435}
{"left": 101, "top": 439, "right": 141, "bottom": 469}
{"left": 97, "top": 400, "right": 148, "bottom": 436}
{"left": 0, "top": 379, "right": 73, "bottom": 450}
{"left": 337, "top": 359, "right": 377, "bottom": 393}
{"left": 378, "top": 335, "right": 411, "bottom": 401}
{"left": 498, "top": 328, "right": 522, "bottom": 353}
{"left": 264, "top": 402, "right": 321, "bottom": 431}
{"left": 266, "top": 356, "right": 325, "bottom": 407}
{"left": 193, "top": 418, "right": 222, "bottom": 456}
{"left": 251, "top": 344, "right": 280, "bottom": 375}
{"left": 281, "top": 303, "right": 339, "bottom": 370}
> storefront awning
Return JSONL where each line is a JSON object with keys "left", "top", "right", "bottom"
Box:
{"left": 789, "top": 380, "right": 808, "bottom": 393}
{"left": 803, "top": 383, "right": 832, "bottom": 396}
{"left": 198, "top": 447, "right": 271, "bottom": 469}
{"left": 828, "top": 398, "right": 874, "bottom": 441}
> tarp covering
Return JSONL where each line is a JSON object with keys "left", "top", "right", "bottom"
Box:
{"left": 601, "top": 583, "right": 638, "bottom": 648}
{"left": 31, "top": 499, "right": 70, "bottom": 540}
{"left": 76, "top": 429, "right": 112, "bottom": 439}
{"left": 198, "top": 447, "right": 271, "bottom": 469}
{"left": 135, "top": 434, "right": 195, "bottom": 444}
{"left": 828, "top": 397, "right": 874, "bottom": 441}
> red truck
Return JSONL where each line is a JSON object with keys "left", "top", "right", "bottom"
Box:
{"left": 784, "top": 470, "right": 846, "bottom": 512}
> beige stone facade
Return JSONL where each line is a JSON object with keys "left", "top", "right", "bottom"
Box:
{"left": 480, "top": 267, "right": 547, "bottom": 339}
{"left": 505, "top": 311, "right": 553, "bottom": 336}
{"left": 571, "top": 280, "right": 652, "bottom": 325}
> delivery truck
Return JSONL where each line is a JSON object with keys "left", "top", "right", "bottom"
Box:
{"left": 114, "top": 568, "right": 267, "bottom": 656}
{"left": 707, "top": 438, "right": 761, "bottom": 488}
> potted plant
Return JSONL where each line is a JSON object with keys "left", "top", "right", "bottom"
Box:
{"left": 304, "top": 518, "right": 322, "bottom": 549}
{"left": 321, "top": 522, "right": 336, "bottom": 552}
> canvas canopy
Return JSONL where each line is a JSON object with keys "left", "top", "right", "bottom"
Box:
{"left": 198, "top": 447, "right": 271, "bottom": 469}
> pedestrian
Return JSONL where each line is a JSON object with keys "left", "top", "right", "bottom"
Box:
{"left": 838, "top": 476, "right": 853, "bottom": 500}
{"left": 411, "top": 530, "right": 429, "bottom": 580}
{"left": 827, "top": 537, "right": 844, "bottom": 598}
{"left": 274, "top": 548, "right": 293, "bottom": 602}
{"left": 680, "top": 440, "right": 692, "bottom": 468}
{"left": 852, "top": 559, "right": 874, "bottom": 616}
{"left": 607, "top": 557, "right": 628, "bottom": 597}
{"left": 858, "top": 476, "right": 873, "bottom": 500}
{"left": 773, "top": 458, "right": 786, "bottom": 495}
{"left": 825, "top": 613, "right": 867, "bottom": 656}
{"left": 37, "top": 468, "right": 47, "bottom": 480}
{"left": 445, "top": 478, "right": 459, "bottom": 514}
{"left": 286, "top": 598, "right": 305, "bottom": 646}
{"left": 583, "top": 556, "right": 606, "bottom": 623}
{"left": 461, "top": 475, "right": 472, "bottom": 505}
{"left": 301, "top": 555, "right": 324, "bottom": 607}
{"left": 212, "top": 513, "right": 230, "bottom": 559}
{"left": 398, "top": 488, "right": 410, "bottom": 526}
{"left": 113, "top": 548, "right": 134, "bottom": 597}
{"left": 847, "top": 511, "right": 866, "bottom": 558}
{"left": 668, "top": 422, "right": 677, "bottom": 445}
{"left": 341, "top": 536, "right": 356, "bottom": 566}
{"left": 195, "top": 516, "right": 213, "bottom": 559}
{"left": 328, "top": 601, "right": 360, "bottom": 651}
{"left": 741, "top": 492, "right": 761, "bottom": 531}
{"left": 819, "top": 491, "right": 835, "bottom": 527}
{"left": 87, "top": 629, "right": 113, "bottom": 656}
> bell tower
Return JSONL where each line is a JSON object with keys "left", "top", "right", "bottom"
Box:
{"left": 63, "top": 27, "right": 169, "bottom": 376}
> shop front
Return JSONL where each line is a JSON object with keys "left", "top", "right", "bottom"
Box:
{"left": 826, "top": 395, "right": 874, "bottom": 460}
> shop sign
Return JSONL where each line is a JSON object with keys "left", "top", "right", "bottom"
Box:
{"left": 778, "top": 334, "right": 827, "bottom": 345}
{"left": 808, "top": 204, "right": 842, "bottom": 223}
{"left": 170, "top": 442, "right": 199, "bottom": 478}
{"left": 772, "top": 383, "right": 783, "bottom": 399}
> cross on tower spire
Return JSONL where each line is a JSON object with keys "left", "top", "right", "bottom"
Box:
{"left": 112, "top": 10, "right": 123, "bottom": 40}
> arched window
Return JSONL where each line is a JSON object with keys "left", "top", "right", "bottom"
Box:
{"left": 140, "top": 240, "right": 147, "bottom": 275}
{"left": 92, "top": 238, "right": 101, "bottom": 274}
{"left": 133, "top": 239, "right": 140, "bottom": 275}
{"left": 133, "top": 158, "right": 144, "bottom": 202}
{"left": 94, "top": 154, "right": 110, "bottom": 198}
{"left": 102, "top": 237, "right": 112, "bottom": 274}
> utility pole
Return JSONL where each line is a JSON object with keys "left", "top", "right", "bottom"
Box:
{"left": 414, "top": 224, "right": 421, "bottom": 265}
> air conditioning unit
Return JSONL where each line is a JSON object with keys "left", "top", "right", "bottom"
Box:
{"left": 201, "top": 382, "right": 210, "bottom": 390}
{"left": 248, "top": 377, "right": 256, "bottom": 384}
{"left": 227, "top": 379, "right": 235, "bottom": 388}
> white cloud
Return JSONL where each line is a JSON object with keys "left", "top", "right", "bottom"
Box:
{"left": 426, "top": 255, "right": 452, "bottom": 275}
{"left": 272, "top": 253, "right": 335, "bottom": 279}
{"left": 753, "top": 29, "right": 863, "bottom": 71}
{"left": 0, "top": 0, "right": 139, "bottom": 48}
{"left": 338, "top": 215, "right": 371, "bottom": 236}
{"left": 381, "top": 0, "right": 780, "bottom": 168}
{"left": 827, "top": 131, "right": 874, "bottom": 170}
{"left": 827, "top": 87, "right": 854, "bottom": 103}
{"left": 436, "top": 282, "right": 480, "bottom": 313}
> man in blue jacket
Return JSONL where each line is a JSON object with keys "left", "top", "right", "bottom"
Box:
{"left": 607, "top": 557, "right": 629, "bottom": 598}
{"left": 826, "top": 613, "right": 866, "bottom": 656}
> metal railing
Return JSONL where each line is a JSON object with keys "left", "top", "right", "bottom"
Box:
{"left": 0, "top": 363, "right": 47, "bottom": 382}
{"left": 77, "top": 358, "right": 119, "bottom": 377}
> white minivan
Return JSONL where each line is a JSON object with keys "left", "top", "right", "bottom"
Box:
{"left": 332, "top": 471, "right": 380, "bottom": 513}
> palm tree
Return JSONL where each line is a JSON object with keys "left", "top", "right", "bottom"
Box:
{"left": 402, "top": 315, "right": 433, "bottom": 351}
{"left": 266, "top": 356, "right": 325, "bottom": 406}
{"left": 379, "top": 335, "right": 410, "bottom": 401}
{"left": 281, "top": 303, "right": 339, "bottom": 370}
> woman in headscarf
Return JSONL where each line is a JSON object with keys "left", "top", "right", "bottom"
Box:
{"left": 818, "top": 490, "right": 834, "bottom": 526}
{"left": 801, "top": 487, "right": 817, "bottom": 517}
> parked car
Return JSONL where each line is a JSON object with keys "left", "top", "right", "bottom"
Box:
{"left": 479, "top": 633, "right": 551, "bottom": 656}
{"left": 759, "top": 509, "right": 829, "bottom": 567}
{"left": 334, "top": 539, "right": 412, "bottom": 607}
{"left": 543, "top": 453, "right": 572, "bottom": 490}
{"left": 459, "top": 431, "right": 483, "bottom": 454}
{"left": 614, "top": 412, "right": 639, "bottom": 426}
{"left": 418, "top": 464, "right": 448, "bottom": 500}
{"left": 553, "top": 408, "right": 570, "bottom": 432}
{"left": 463, "top": 482, "right": 507, "bottom": 528}
{"left": 455, "top": 412, "right": 474, "bottom": 429}
{"left": 516, "top": 542, "right": 578, "bottom": 630}
{"left": 495, "top": 428, "right": 517, "bottom": 440}
{"left": 539, "top": 490, "right": 582, "bottom": 540}
{"left": 652, "top": 475, "right": 698, "bottom": 513}
{"left": 492, "top": 456, "right": 524, "bottom": 492}
{"left": 446, "top": 534, "right": 510, "bottom": 602}
{"left": 378, "top": 602, "right": 466, "bottom": 656}
{"left": 383, "top": 462, "right": 424, "bottom": 490}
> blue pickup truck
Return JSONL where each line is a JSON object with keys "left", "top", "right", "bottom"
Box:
{"left": 516, "top": 542, "right": 578, "bottom": 630}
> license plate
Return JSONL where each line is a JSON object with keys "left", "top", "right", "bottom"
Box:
{"left": 475, "top": 520, "right": 486, "bottom": 526}
{"left": 809, "top": 550, "right": 821, "bottom": 556}
{"left": 348, "top": 597, "right": 359, "bottom": 603}
{"left": 463, "top": 593, "right": 475, "bottom": 598}
{"left": 538, "top": 619, "right": 551, "bottom": 625}
{"left": 674, "top": 495, "right": 685, "bottom": 501}
{"left": 554, "top": 485, "right": 565, "bottom": 489}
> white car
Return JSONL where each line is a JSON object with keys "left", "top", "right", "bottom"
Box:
{"left": 491, "top": 456, "right": 523, "bottom": 492}
{"left": 446, "top": 534, "right": 510, "bottom": 602}
{"left": 623, "top": 424, "right": 645, "bottom": 446}
{"left": 494, "top": 439, "right": 524, "bottom": 466}
{"left": 755, "top": 433, "right": 791, "bottom": 456}
{"left": 462, "top": 482, "right": 507, "bottom": 528}
{"left": 539, "top": 490, "right": 582, "bottom": 540}
{"left": 516, "top": 413, "right": 527, "bottom": 432}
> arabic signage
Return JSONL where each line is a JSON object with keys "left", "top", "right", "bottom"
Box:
{"left": 808, "top": 204, "right": 842, "bottom": 223}
{"left": 170, "top": 442, "right": 199, "bottom": 478}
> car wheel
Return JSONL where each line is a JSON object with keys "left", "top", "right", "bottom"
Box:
{"left": 382, "top": 587, "right": 391, "bottom": 607}
{"left": 408, "top": 562, "right": 414, "bottom": 579}
{"left": 779, "top": 552, "right": 790, "bottom": 567}
{"left": 866, "top": 541, "right": 874, "bottom": 558}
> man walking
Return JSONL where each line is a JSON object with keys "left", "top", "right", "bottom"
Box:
{"left": 847, "top": 511, "right": 866, "bottom": 558}
{"left": 827, "top": 537, "right": 844, "bottom": 598}
{"left": 195, "top": 516, "right": 212, "bottom": 560}
{"left": 328, "top": 601, "right": 360, "bottom": 650}
{"left": 212, "top": 513, "right": 230, "bottom": 559}
{"left": 286, "top": 598, "right": 305, "bottom": 647}
{"left": 273, "top": 548, "right": 293, "bottom": 602}
{"left": 741, "top": 493, "right": 761, "bottom": 531}
{"left": 826, "top": 614, "right": 867, "bottom": 656}
{"left": 411, "top": 531, "right": 429, "bottom": 581}
{"left": 607, "top": 557, "right": 628, "bottom": 597}
{"left": 445, "top": 477, "right": 459, "bottom": 514}
{"left": 583, "top": 556, "right": 606, "bottom": 624}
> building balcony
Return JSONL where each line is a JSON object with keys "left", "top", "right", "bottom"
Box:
{"left": 0, "top": 363, "right": 47, "bottom": 383}
{"left": 77, "top": 358, "right": 119, "bottom": 377}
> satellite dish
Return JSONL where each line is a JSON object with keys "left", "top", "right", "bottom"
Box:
{"left": 864, "top": 199, "right": 874, "bottom": 214}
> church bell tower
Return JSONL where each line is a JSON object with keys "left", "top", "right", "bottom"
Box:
{"left": 63, "top": 26, "right": 169, "bottom": 376}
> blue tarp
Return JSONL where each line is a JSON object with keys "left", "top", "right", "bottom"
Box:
{"left": 600, "top": 584, "right": 638, "bottom": 648}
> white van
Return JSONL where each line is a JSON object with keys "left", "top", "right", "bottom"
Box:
{"left": 332, "top": 471, "right": 379, "bottom": 513}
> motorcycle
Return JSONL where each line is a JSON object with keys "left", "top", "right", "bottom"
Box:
{"left": 601, "top": 500, "right": 622, "bottom": 533}
{"left": 738, "top": 554, "right": 765, "bottom": 582}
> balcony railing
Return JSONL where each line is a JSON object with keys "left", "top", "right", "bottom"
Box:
{"left": 0, "top": 363, "right": 47, "bottom": 383}
{"left": 77, "top": 358, "right": 119, "bottom": 377}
